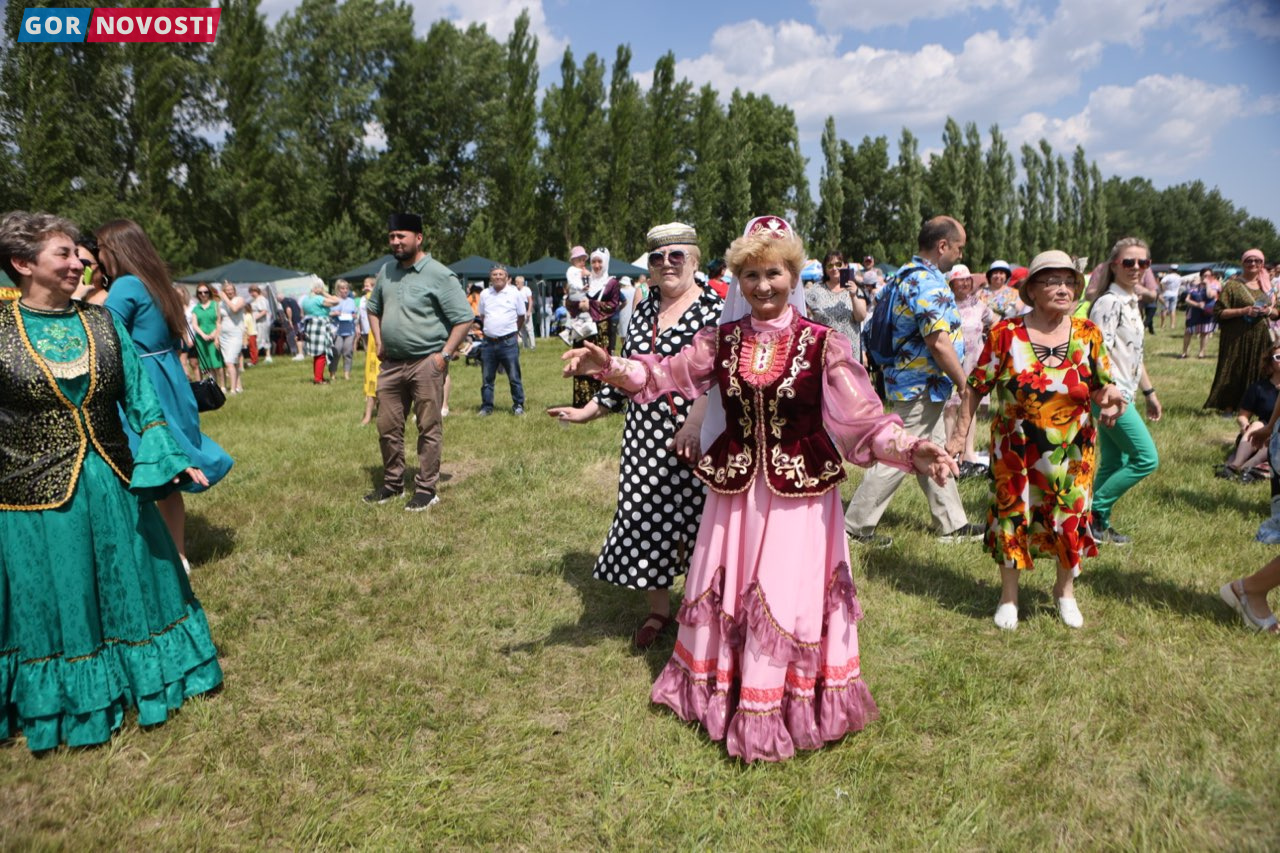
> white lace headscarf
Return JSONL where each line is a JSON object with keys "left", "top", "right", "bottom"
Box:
{"left": 588, "top": 247, "right": 612, "bottom": 298}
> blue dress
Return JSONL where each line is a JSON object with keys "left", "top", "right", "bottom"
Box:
{"left": 105, "top": 276, "right": 232, "bottom": 491}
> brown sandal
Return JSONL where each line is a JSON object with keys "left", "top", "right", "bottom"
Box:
{"left": 632, "top": 612, "right": 673, "bottom": 649}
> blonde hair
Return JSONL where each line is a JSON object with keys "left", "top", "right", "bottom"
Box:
{"left": 724, "top": 232, "right": 806, "bottom": 279}
{"left": 1101, "top": 236, "right": 1150, "bottom": 289}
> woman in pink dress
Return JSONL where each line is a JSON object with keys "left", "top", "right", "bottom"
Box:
{"left": 564, "top": 216, "right": 957, "bottom": 762}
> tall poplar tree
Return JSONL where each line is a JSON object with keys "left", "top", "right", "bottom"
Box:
{"left": 491, "top": 11, "right": 540, "bottom": 263}
{"left": 603, "top": 45, "right": 645, "bottom": 258}
{"left": 814, "top": 116, "right": 844, "bottom": 253}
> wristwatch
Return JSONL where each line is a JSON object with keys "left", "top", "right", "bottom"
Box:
{"left": 440, "top": 351, "right": 456, "bottom": 362}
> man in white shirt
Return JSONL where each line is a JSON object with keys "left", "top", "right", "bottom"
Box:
{"left": 513, "top": 275, "right": 536, "bottom": 350}
{"left": 1158, "top": 267, "right": 1182, "bottom": 331}
{"left": 477, "top": 265, "right": 527, "bottom": 416}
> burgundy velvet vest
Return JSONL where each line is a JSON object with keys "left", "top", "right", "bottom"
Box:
{"left": 695, "top": 315, "right": 846, "bottom": 497}
{"left": 0, "top": 301, "right": 134, "bottom": 510}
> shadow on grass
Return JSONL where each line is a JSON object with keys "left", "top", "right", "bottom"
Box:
{"left": 360, "top": 464, "right": 453, "bottom": 490}
{"left": 186, "top": 513, "right": 237, "bottom": 565}
{"left": 503, "top": 550, "right": 673, "bottom": 677}
{"left": 1081, "top": 562, "right": 1235, "bottom": 623}
{"left": 858, "top": 547, "right": 1051, "bottom": 619}
{"left": 1152, "top": 483, "right": 1269, "bottom": 520}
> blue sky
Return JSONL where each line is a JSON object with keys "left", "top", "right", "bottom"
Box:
{"left": 260, "top": 0, "right": 1280, "bottom": 229}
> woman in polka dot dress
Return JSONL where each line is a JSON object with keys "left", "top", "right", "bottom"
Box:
{"left": 550, "top": 223, "right": 722, "bottom": 649}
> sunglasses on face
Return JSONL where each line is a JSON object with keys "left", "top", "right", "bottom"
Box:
{"left": 648, "top": 249, "right": 687, "bottom": 268}
{"left": 1245, "top": 259, "right": 1264, "bottom": 265}
{"left": 197, "top": 290, "right": 210, "bottom": 296}
{"left": 1120, "top": 258, "right": 1152, "bottom": 269}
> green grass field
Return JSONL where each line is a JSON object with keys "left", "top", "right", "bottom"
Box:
{"left": 3, "top": 328, "right": 1279, "bottom": 850}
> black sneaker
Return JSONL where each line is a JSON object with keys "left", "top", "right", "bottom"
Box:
{"left": 363, "top": 486, "right": 403, "bottom": 504}
{"left": 1088, "top": 516, "right": 1132, "bottom": 546}
{"left": 478, "top": 408, "right": 493, "bottom": 417}
{"left": 405, "top": 490, "right": 440, "bottom": 512}
{"left": 938, "top": 522, "right": 985, "bottom": 542}
{"left": 848, "top": 531, "right": 893, "bottom": 549}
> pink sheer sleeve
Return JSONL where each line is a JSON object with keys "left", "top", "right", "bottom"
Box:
{"left": 598, "top": 326, "right": 720, "bottom": 405}
{"left": 821, "top": 332, "right": 916, "bottom": 472}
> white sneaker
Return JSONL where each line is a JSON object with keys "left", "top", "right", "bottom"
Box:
{"left": 1056, "top": 597, "right": 1084, "bottom": 629}
{"left": 994, "top": 602, "right": 1018, "bottom": 631}
{"left": 292, "top": 354, "right": 304, "bottom": 361}
{"left": 265, "top": 355, "right": 274, "bottom": 364}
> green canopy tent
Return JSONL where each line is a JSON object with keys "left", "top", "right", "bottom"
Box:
{"left": 510, "top": 256, "right": 570, "bottom": 283}
{"left": 176, "top": 258, "right": 310, "bottom": 284}
{"left": 331, "top": 255, "right": 395, "bottom": 283}
{"left": 609, "top": 258, "right": 646, "bottom": 278}
{"left": 448, "top": 255, "right": 508, "bottom": 283}
{"left": 175, "top": 257, "right": 323, "bottom": 306}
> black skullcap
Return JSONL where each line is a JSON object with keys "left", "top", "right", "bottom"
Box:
{"left": 387, "top": 212, "right": 423, "bottom": 233}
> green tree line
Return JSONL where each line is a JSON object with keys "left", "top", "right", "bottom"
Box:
{"left": 2, "top": 0, "right": 1276, "bottom": 277}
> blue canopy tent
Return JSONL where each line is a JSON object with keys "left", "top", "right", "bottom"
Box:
{"left": 331, "top": 255, "right": 396, "bottom": 283}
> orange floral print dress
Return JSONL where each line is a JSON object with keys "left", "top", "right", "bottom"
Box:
{"left": 967, "top": 316, "right": 1113, "bottom": 574}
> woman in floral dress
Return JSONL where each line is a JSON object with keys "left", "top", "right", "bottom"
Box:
{"left": 948, "top": 250, "right": 1124, "bottom": 631}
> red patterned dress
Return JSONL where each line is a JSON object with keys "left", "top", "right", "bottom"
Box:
{"left": 967, "top": 317, "right": 1113, "bottom": 574}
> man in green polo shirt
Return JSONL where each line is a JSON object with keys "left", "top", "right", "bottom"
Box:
{"left": 364, "top": 212, "right": 475, "bottom": 511}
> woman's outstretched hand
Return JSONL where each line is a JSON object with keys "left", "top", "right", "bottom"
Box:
{"left": 912, "top": 441, "right": 960, "bottom": 486}
{"left": 562, "top": 339, "right": 610, "bottom": 377}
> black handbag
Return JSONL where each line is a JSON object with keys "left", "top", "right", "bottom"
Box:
{"left": 190, "top": 346, "right": 225, "bottom": 412}
{"left": 190, "top": 377, "right": 225, "bottom": 412}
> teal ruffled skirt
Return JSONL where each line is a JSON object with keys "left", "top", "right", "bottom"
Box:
{"left": 0, "top": 453, "right": 223, "bottom": 752}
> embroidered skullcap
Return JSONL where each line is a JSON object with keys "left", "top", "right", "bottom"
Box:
{"left": 645, "top": 222, "right": 698, "bottom": 250}
{"left": 387, "top": 212, "right": 423, "bottom": 233}
{"left": 740, "top": 215, "right": 794, "bottom": 239}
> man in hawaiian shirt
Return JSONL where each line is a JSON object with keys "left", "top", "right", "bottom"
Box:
{"left": 844, "top": 216, "right": 981, "bottom": 547}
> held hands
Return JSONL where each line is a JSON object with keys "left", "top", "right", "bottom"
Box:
{"left": 1092, "top": 385, "right": 1126, "bottom": 428}
{"left": 943, "top": 433, "right": 965, "bottom": 460}
{"left": 562, "top": 339, "right": 610, "bottom": 377}
{"left": 669, "top": 420, "right": 702, "bottom": 465}
{"left": 912, "top": 440, "right": 960, "bottom": 486}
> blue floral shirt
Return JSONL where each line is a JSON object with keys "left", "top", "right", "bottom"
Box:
{"left": 884, "top": 256, "right": 965, "bottom": 403}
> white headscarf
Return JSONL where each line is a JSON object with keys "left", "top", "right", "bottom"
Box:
{"left": 588, "top": 248, "right": 612, "bottom": 298}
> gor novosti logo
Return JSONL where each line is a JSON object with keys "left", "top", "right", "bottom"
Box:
{"left": 19, "top": 7, "right": 220, "bottom": 43}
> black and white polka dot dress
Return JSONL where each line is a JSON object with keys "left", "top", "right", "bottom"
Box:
{"left": 592, "top": 286, "right": 724, "bottom": 590}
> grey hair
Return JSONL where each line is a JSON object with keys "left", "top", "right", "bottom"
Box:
{"left": 0, "top": 210, "right": 80, "bottom": 280}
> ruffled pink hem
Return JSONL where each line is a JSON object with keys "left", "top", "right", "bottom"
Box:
{"left": 650, "top": 659, "right": 879, "bottom": 764}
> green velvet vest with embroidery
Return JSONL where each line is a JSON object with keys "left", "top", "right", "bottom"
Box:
{"left": 0, "top": 301, "right": 134, "bottom": 510}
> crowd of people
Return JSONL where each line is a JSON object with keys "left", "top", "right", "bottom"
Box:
{"left": 2, "top": 202, "right": 1277, "bottom": 767}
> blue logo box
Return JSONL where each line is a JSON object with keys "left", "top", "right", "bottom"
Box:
{"left": 18, "top": 8, "right": 93, "bottom": 42}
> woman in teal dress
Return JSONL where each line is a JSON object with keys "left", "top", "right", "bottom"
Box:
{"left": 190, "top": 282, "right": 224, "bottom": 378}
{"left": 0, "top": 211, "right": 223, "bottom": 752}
{"left": 99, "top": 219, "right": 234, "bottom": 570}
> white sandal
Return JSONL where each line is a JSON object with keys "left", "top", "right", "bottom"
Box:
{"left": 1220, "top": 581, "right": 1279, "bottom": 633}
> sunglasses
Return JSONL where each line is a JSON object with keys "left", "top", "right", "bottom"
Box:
{"left": 196, "top": 290, "right": 211, "bottom": 296}
{"left": 1120, "top": 258, "right": 1152, "bottom": 269}
{"left": 648, "top": 249, "right": 687, "bottom": 268}
{"left": 1244, "top": 258, "right": 1264, "bottom": 265}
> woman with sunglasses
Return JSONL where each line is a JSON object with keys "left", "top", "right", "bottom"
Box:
{"left": 549, "top": 223, "right": 722, "bottom": 648}
{"left": 190, "top": 282, "right": 225, "bottom": 382}
{"left": 0, "top": 211, "right": 222, "bottom": 751}
{"left": 1087, "top": 237, "right": 1162, "bottom": 545}
{"left": 568, "top": 247, "right": 623, "bottom": 407}
{"left": 805, "top": 250, "right": 867, "bottom": 363}
{"left": 1204, "top": 249, "right": 1275, "bottom": 412}
{"left": 98, "top": 219, "right": 234, "bottom": 571}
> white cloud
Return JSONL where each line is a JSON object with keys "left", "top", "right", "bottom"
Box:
{"left": 1009, "top": 74, "right": 1252, "bottom": 175}
{"left": 810, "top": 0, "right": 1016, "bottom": 31}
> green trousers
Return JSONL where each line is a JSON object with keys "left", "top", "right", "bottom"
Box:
{"left": 1091, "top": 402, "right": 1159, "bottom": 528}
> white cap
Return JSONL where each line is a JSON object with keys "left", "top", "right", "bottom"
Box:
{"left": 945, "top": 264, "right": 972, "bottom": 283}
